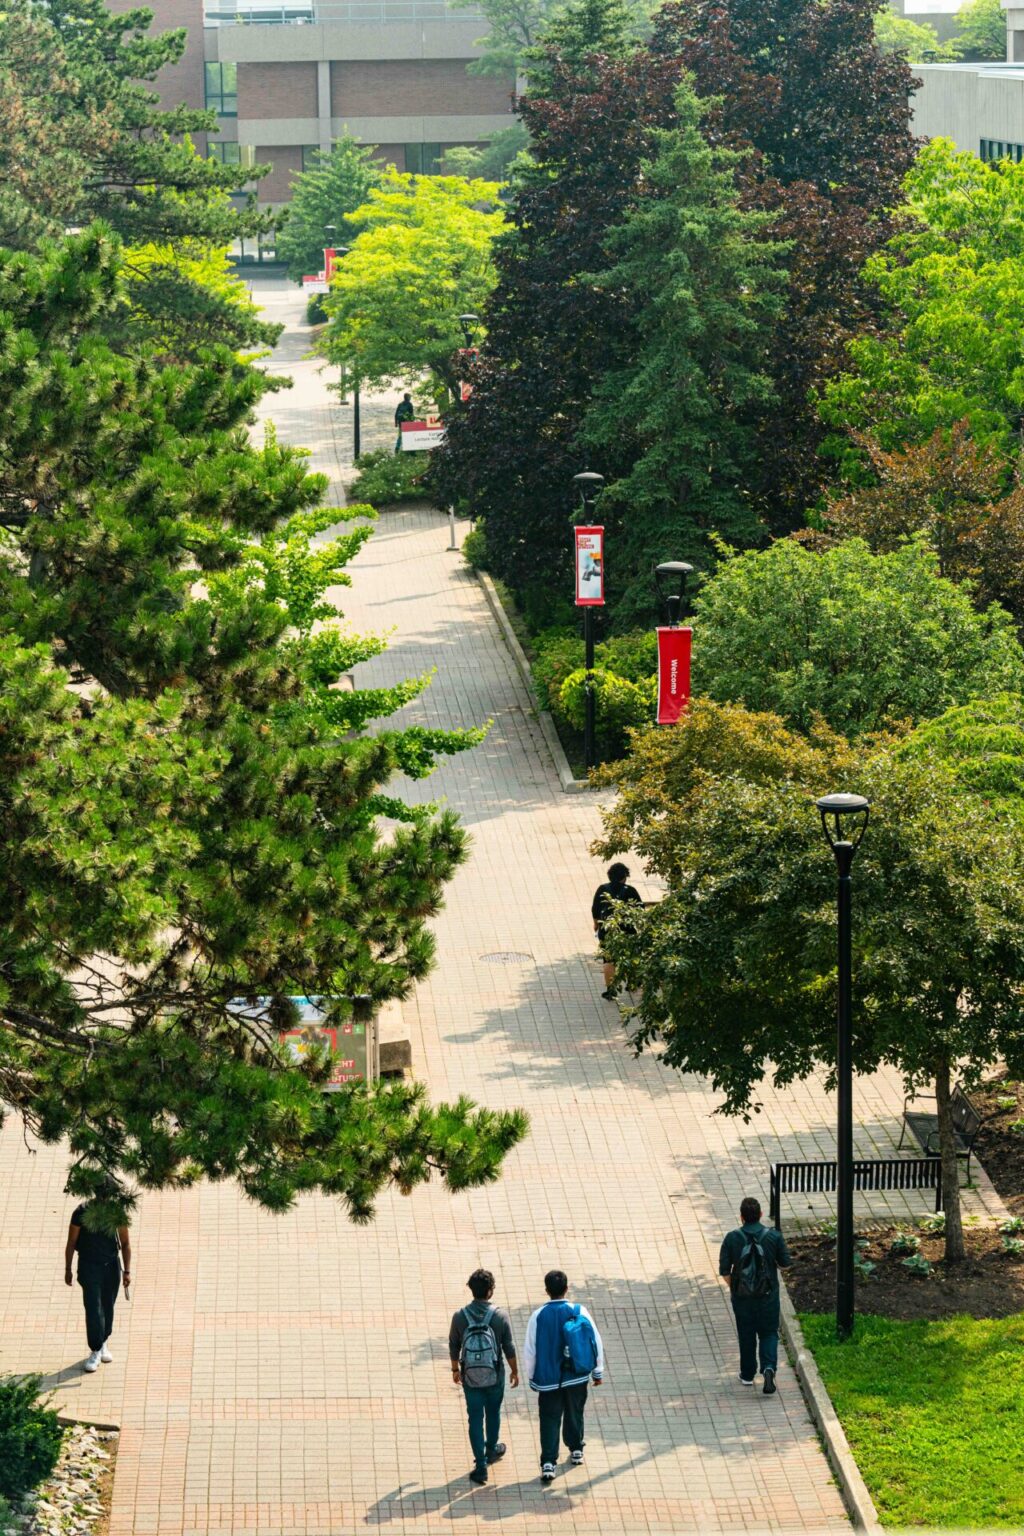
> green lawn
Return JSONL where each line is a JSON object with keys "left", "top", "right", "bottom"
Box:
{"left": 800, "top": 1313, "right": 1024, "bottom": 1527}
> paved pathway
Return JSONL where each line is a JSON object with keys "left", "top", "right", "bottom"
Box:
{"left": 0, "top": 280, "right": 1002, "bottom": 1535}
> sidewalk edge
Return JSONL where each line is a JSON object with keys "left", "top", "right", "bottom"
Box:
{"left": 780, "top": 1286, "right": 884, "bottom": 1533}
{"left": 475, "top": 569, "right": 593, "bottom": 794}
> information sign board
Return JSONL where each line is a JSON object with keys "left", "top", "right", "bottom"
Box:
{"left": 574, "top": 525, "right": 605, "bottom": 606}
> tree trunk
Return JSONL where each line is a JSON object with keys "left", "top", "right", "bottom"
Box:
{"left": 935, "top": 1055, "right": 965, "bottom": 1262}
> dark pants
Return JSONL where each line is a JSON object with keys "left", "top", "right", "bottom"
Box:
{"left": 538, "top": 1382, "right": 588, "bottom": 1466}
{"left": 732, "top": 1295, "right": 780, "bottom": 1380}
{"left": 463, "top": 1381, "right": 504, "bottom": 1473}
{"left": 79, "top": 1262, "right": 120, "bottom": 1352}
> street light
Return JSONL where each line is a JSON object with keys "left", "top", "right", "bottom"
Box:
{"left": 655, "top": 561, "right": 694, "bottom": 628}
{"left": 572, "top": 471, "right": 604, "bottom": 771}
{"left": 815, "top": 791, "right": 871, "bottom": 1343}
{"left": 333, "top": 244, "right": 360, "bottom": 460}
{"left": 458, "top": 313, "right": 479, "bottom": 350}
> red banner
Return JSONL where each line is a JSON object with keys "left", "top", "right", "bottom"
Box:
{"left": 656, "top": 626, "right": 692, "bottom": 723}
{"left": 574, "top": 525, "right": 604, "bottom": 606}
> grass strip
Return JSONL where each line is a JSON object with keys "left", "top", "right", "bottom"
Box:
{"left": 800, "top": 1311, "right": 1024, "bottom": 1527}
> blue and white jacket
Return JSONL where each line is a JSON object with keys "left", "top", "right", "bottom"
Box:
{"left": 523, "top": 1298, "right": 606, "bottom": 1391}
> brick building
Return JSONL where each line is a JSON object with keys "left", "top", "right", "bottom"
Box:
{"left": 138, "top": 0, "right": 513, "bottom": 211}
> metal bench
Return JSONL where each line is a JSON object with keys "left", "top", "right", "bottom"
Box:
{"left": 898, "top": 1083, "right": 990, "bottom": 1180}
{"left": 769, "top": 1157, "right": 942, "bottom": 1231}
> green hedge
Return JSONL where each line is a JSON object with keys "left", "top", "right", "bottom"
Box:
{"left": 348, "top": 449, "right": 431, "bottom": 508}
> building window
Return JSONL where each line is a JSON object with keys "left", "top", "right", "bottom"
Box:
{"left": 980, "top": 138, "right": 1024, "bottom": 163}
{"left": 205, "top": 61, "right": 238, "bottom": 117}
{"left": 404, "top": 143, "right": 442, "bottom": 176}
{"left": 301, "top": 145, "right": 322, "bottom": 171}
{"left": 208, "top": 141, "right": 241, "bottom": 165}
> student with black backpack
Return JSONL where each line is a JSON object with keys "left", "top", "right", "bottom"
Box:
{"left": 448, "top": 1269, "right": 519, "bottom": 1487}
{"left": 718, "top": 1196, "right": 792, "bottom": 1395}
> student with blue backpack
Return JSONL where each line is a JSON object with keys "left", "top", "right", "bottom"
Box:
{"left": 522, "top": 1269, "right": 605, "bottom": 1483}
{"left": 718, "top": 1196, "right": 792, "bottom": 1395}
{"left": 449, "top": 1269, "right": 519, "bottom": 1487}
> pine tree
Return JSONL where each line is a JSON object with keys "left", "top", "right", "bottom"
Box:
{"left": 582, "top": 81, "right": 785, "bottom": 623}
{"left": 0, "top": 0, "right": 279, "bottom": 357}
{"left": 0, "top": 229, "right": 527, "bottom": 1220}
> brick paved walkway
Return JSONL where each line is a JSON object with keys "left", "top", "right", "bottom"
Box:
{"left": 0, "top": 282, "right": 1003, "bottom": 1535}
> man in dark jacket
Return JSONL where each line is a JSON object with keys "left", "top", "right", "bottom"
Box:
{"left": 394, "top": 392, "right": 415, "bottom": 451}
{"left": 591, "top": 862, "right": 643, "bottom": 1000}
{"left": 449, "top": 1268, "right": 519, "bottom": 1487}
{"left": 64, "top": 1201, "right": 131, "bottom": 1373}
{"left": 718, "top": 1196, "right": 791, "bottom": 1395}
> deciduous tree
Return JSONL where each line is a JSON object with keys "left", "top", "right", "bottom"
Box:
{"left": 953, "top": 0, "right": 1005, "bottom": 58}
{"left": 323, "top": 172, "right": 505, "bottom": 406}
{"left": 276, "top": 137, "right": 384, "bottom": 284}
{"left": 594, "top": 700, "right": 1024, "bottom": 1260}
{"left": 689, "top": 538, "right": 1024, "bottom": 737}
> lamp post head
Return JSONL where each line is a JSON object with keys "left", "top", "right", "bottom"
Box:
{"left": 655, "top": 560, "right": 695, "bottom": 628}
{"left": 816, "top": 792, "right": 871, "bottom": 858}
{"left": 458, "top": 312, "right": 480, "bottom": 348}
{"left": 572, "top": 471, "right": 605, "bottom": 520}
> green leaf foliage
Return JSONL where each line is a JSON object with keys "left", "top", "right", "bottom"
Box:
{"left": 0, "top": 1376, "right": 63, "bottom": 1503}
{"left": 953, "top": 0, "right": 1006, "bottom": 58}
{"left": 276, "top": 137, "right": 384, "bottom": 284}
{"left": 900, "top": 693, "right": 1024, "bottom": 812}
{"left": 0, "top": 0, "right": 277, "bottom": 356}
{"left": 690, "top": 538, "right": 1024, "bottom": 738}
{"left": 0, "top": 229, "right": 526, "bottom": 1219}
{"left": 874, "top": 4, "right": 958, "bottom": 60}
{"left": 822, "top": 138, "right": 1024, "bottom": 456}
{"left": 582, "top": 79, "right": 786, "bottom": 624}
{"left": 323, "top": 172, "right": 504, "bottom": 406}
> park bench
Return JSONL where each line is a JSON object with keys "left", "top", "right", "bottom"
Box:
{"left": 897, "top": 1083, "right": 991, "bottom": 1181}
{"left": 769, "top": 1156, "right": 942, "bottom": 1232}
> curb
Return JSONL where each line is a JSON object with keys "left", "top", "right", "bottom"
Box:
{"left": 474, "top": 569, "right": 593, "bottom": 794}
{"left": 779, "top": 1286, "right": 884, "bottom": 1533}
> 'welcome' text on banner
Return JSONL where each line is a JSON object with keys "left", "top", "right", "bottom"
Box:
{"left": 656, "top": 626, "right": 692, "bottom": 724}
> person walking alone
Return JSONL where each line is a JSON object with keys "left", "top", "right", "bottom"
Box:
{"left": 718, "top": 1196, "right": 791, "bottom": 1395}
{"left": 394, "top": 391, "right": 415, "bottom": 451}
{"left": 449, "top": 1268, "right": 519, "bottom": 1487}
{"left": 64, "top": 1198, "right": 131, "bottom": 1373}
{"left": 591, "top": 862, "right": 643, "bottom": 1000}
{"left": 522, "top": 1270, "right": 605, "bottom": 1483}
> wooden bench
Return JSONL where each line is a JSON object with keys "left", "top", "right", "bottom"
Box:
{"left": 898, "top": 1084, "right": 990, "bottom": 1181}
{"left": 769, "top": 1157, "right": 942, "bottom": 1232}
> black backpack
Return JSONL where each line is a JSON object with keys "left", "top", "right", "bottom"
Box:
{"left": 733, "top": 1231, "right": 774, "bottom": 1299}
{"left": 459, "top": 1306, "right": 501, "bottom": 1388}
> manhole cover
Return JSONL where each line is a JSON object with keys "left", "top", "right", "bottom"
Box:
{"left": 479, "top": 951, "right": 534, "bottom": 965}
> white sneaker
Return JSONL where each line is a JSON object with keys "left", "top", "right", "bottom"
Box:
{"left": 83, "top": 1351, "right": 101, "bottom": 1373}
{"left": 570, "top": 1449, "right": 584, "bottom": 1466}
{"left": 738, "top": 1374, "right": 755, "bottom": 1386}
{"left": 100, "top": 1343, "right": 112, "bottom": 1363}
{"left": 541, "top": 1463, "right": 556, "bottom": 1483}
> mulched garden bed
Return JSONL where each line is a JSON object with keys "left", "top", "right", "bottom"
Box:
{"left": 787, "top": 1221, "right": 1024, "bottom": 1320}
{"left": 971, "top": 1071, "right": 1024, "bottom": 1219}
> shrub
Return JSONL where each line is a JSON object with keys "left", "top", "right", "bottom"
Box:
{"left": 559, "top": 667, "right": 657, "bottom": 753}
{"left": 597, "top": 629, "right": 659, "bottom": 684}
{"left": 306, "top": 294, "right": 328, "bottom": 325}
{"left": 531, "top": 629, "right": 582, "bottom": 713}
{"left": 348, "top": 449, "right": 430, "bottom": 508}
{"left": 461, "top": 524, "right": 490, "bottom": 572}
{"left": 0, "top": 1375, "right": 63, "bottom": 1503}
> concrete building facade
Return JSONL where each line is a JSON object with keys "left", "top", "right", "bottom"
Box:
{"left": 911, "top": 1, "right": 1024, "bottom": 161}
{"left": 137, "top": 1, "right": 513, "bottom": 213}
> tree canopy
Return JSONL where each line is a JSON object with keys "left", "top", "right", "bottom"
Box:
{"left": 581, "top": 80, "right": 785, "bottom": 625}
{"left": 0, "top": 0, "right": 276, "bottom": 356}
{"left": 874, "top": 4, "right": 958, "bottom": 60}
{"left": 594, "top": 699, "right": 1024, "bottom": 1257}
{"left": 690, "top": 538, "right": 1024, "bottom": 738}
{"left": 323, "top": 171, "right": 505, "bottom": 405}
{"left": 822, "top": 139, "right": 1024, "bottom": 457}
{"left": 954, "top": 0, "right": 1005, "bottom": 58}
{"left": 0, "top": 229, "right": 526, "bottom": 1220}
{"left": 276, "top": 137, "right": 384, "bottom": 285}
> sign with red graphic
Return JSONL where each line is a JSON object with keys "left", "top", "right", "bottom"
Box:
{"left": 228, "top": 996, "right": 374, "bottom": 1088}
{"left": 574, "top": 526, "right": 604, "bottom": 606}
{"left": 400, "top": 419, "right": 446, "bottom": 451}
{"left": 457, "top": 346, "right": 478, "bottom": 402}
{"left": 656, "top": 626, "right": 692, "bottom": 724}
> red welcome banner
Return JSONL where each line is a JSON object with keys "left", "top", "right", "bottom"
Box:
{"left": 656, "top": 626, "right": 692, "bottom": 724}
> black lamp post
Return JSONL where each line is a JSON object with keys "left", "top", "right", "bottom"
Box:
{"left": 655, "top": 561, "right": 694, "bottom": 628}
{"left": 572, "top": 471, "right": 604, "bottom": 771}
{"left": 334, "top": 243, "right": 360, "bottom": 460}
{"left": 815, "top": 791, "right": 871, "bottom": 1342}
{"left": 457, "top": 312, "right": 479, "bottom": 351}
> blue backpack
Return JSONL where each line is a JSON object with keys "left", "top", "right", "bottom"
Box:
{"left": 562, "top": 1304, "right": 599, "bottom": 1376}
